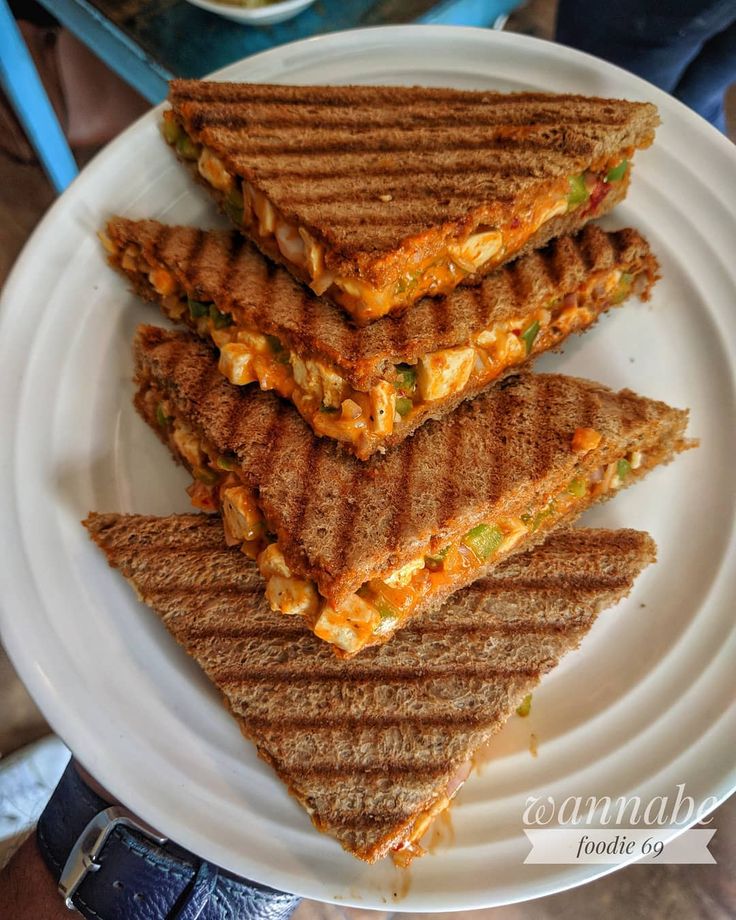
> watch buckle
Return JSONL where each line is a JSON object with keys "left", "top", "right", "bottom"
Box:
{"left": 58, "top": 805, "right": 167, "bottom": 910}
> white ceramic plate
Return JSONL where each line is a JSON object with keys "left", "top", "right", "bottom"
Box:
{"left": 1, "top": 26, "right": 735, "bottom": 911}
{"left": 184, "top": 0, "right": 316, "bottom": 27}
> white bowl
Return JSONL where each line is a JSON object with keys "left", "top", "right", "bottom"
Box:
{"left": 184, "top": 0, "right": 316, "bottom": 26}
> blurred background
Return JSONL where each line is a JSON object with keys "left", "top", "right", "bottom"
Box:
{"left": 1, "top": 0, "right": 734, "bottom": 916}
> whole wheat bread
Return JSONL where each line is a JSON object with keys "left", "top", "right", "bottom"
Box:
{"left": 107, "top": 217, "right": 658, "bottom": 390}
{"left": 84, "top": 511, "right": 656, "bottom": 862}
{"left": 134, "top": 325, "right": 692, "bottom": 608}
{"left": 167, "top": 81, "right": 659, "bottom": 283}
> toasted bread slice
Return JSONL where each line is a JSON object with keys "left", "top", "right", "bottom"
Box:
{"left": 164, "top": 81, "right": 659, "bottom": 323}
{"left": 134, "top": 325, "right": 693, "bottom": 656}
{"left": 84, "top": 512, "right": 656, "bottom": 863}
{"left": 106, "top": 218, "right": 659, "bottom": 459}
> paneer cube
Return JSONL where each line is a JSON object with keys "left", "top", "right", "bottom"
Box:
{"left": 369, "top": 380, "right": 395, "bottom": 435}
{"left": 247, "top": 185, "right": 276, "bottom": 235}
{"left": 475, "top": 327, "right": 498, "bottom": 349}
{"left": 316, "top": 361, "right": 348, "bottom": 408}
{"left": 448, "top": 229, "right": 503, "bottom": 272}
{"left": 290, "top": 355, "right": 320, "bottom": 401}
{"left": 221, "top": 486, "right": 263, "bottom": 546}
{"left": 219, "top": 343, "right": 257, "bottom": 386}
{"left": 210, "top": 325, "right": 237, "bottom": 349}
{"left": 275, "top": 223, "right": 307, "bottom": 267}
{"left": 235, "top": 329, "right": 270, "bottom": 353}
{"left": 416, "top": 346, "right": 475, "bottom": 401}
{"left": 299, "top": 227, "right": 325, "bottom": 279}
{"left": 171, "top": 423, "right": 203, "bottom": 469}
{"left": 313, "top": 594, "right": 381, "bottom": 654}
{"left": 149, "top": 267, "right": 177, "bottom": 297}
{"left": 257, "top": 543, "right": 292, "bottom": 579}
{"left": 538, "top": 196, "right": 569, "bottom": 224}
{"left": 197, "top": 148, "right": 234, "bottom": 193}
{"left": 265, "top": 576, "right": 319, "bottom": 619}
{"left": 290, "top": 356, "right": 346, "bottom": 407}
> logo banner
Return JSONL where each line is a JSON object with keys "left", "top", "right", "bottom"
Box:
{"left": 523, "top": 828, "right": 716, "bottom": 864}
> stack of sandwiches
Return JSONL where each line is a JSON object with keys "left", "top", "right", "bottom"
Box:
{"left": 89, "top": 80, "right": 695, "bottom": 864}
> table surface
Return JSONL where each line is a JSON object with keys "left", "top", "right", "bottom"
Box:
{"left": 37, "top": 0, "right": 514, "bottom": 101}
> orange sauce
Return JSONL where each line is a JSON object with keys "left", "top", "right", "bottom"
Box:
{"left": 165, "top": 115, "right": 633, "bottom": 322}
{"left": 120, "top": 229, "right": 635, "bottom": 457}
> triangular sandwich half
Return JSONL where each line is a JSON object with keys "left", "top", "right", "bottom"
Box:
{"left": 163, "top": 81, "right": 659, "bottom": 323}
{"left": 133, "top": 325, "right": 693, "bottom": 657}
{"left": 84, "top": 512, "right": 656, "bottom": 864}
{"left": 104, "top": 217, "right": 658, "bottom": 460}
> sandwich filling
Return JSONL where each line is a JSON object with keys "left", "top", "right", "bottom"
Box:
{"left": 162, "top": 111, "right": 633, "bottom": 322}
{"left": 108, "top": 231, "right": 651, "bottom": 459}
{"left": 141, "top": 382, "right": 646, "bottom": 655}
{"left": 391, "top": 760, "right": 474, "bottom": 867}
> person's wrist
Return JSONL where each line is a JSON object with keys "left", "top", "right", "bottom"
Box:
{"left": 1, "top": 837, "right": 75, "bottom": 920}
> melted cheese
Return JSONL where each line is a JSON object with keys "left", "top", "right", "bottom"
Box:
{"left": 157, "top": 393, "right": 644, "bottom": 655}
{"left": 253, "top": 453, "right": 643, "bottom": 653}
{"left": 167, "top": 119, "right": 626, "bottom": 322}
{"left": 115, "top": 231, "right": 637, "bottom": 456}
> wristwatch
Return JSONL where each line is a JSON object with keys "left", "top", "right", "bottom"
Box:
{"left": 37, "top": 761, "right": 301, "bottom": 919}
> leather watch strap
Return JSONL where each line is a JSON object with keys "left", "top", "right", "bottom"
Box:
{"left": 37, "top": 762, "right": 301, "bottom": 919}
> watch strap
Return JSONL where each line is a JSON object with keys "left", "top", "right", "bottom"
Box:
{"left": 37, "top": 762, "right": 300, "bottom": 920}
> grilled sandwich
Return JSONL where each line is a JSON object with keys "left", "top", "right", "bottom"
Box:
{"left": 134, "top": 325, "right": 693, "bottom": 657}
{"left": 163, "top": 81, "right": 659, "bottom": 324}
{"left": 84, "top": 512, "right": 657, "bottom": 863}
{"left": 105, "top": 218, "right": 659, "bottom": 460}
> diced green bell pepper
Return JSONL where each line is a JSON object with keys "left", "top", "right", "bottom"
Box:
{"left": 395, "top": 396, "right": 413, "bottom": 417}
{"left": 187, "top": 296, "right": 210, "bottom": 319}
{"left": 372, "top": 595, "right": 401, "bottom": 634}
{"left": 375, "top": 595, "right": 400, "bottom": 620}
{"left": 395, "top": 363, "right": 417, "bottom": 393}
{"left": 265, "top": 334, "right": 290, "bottom": 364}
{"left": 527, "top": 503, "right": 556, "bottom": 533}
{"left": 216, "top": 455, "right": 237, "bottom": 471}
{"left": 424, "top": 546, "right": 450, "bottom": 571}
{"left": 611, "top": 271, "right": 634, "bottom": 304}
{"left": 520, "top": 320, "right": 540, "bottom": 355}
{"left": 155, "top": 403, "right": 171, "bottom": 428}
{"left": 617, "top": 458, "right": 632, "bottom": 480}
{"left": 567, "top": 174, "right": 589, "bottom": 208}
{"left": 195, "top": 467, "right": 218, "bottom": 485}
{"left": 176, "top": 135, "right": 200, "bottom": 161}
{"left": 606, "top": 159, "right": 628, "bottom": 183}
{"left": 209, "top": 304, "right": 233, "bottom": 329}
{"left": 463, "top": 524, "right": 504, "bottom": 561}
{"left": 224, "top": 188, "right": 244, "bottom": 226}
{"left": 394, "top": 270, "right": 422, "bottom": 296}
{"left": 567, "top": 477, "right": 586, "bottom": 498}
{"left": 516, "top": 693, "right": 532, "bottom": 718}
{"left": 162, "top": 119, "right": 180, "bottom": 146}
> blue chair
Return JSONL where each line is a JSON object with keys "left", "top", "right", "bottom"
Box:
{"left": 0, "top": 0, "right": 78, "bottom": 193}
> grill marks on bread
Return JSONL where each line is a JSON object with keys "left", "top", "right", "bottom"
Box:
{"left": 133, "top": 326, "right": 686, "bottom": 607}
{"left": 168, "top": 81, "right": 658, "bottom": 258}
{"left": 84, "top": 512, "right": 656, "bottom": 861}
{"left": 109, "top": 218, "right": 657, "bottom": 390}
